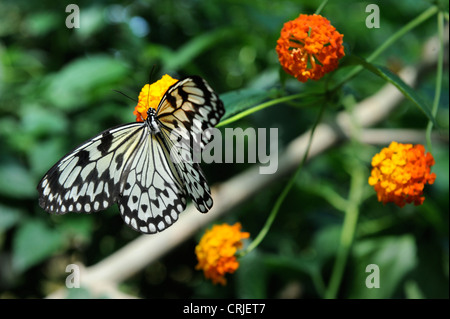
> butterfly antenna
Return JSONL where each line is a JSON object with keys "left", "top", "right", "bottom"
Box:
{"left": 113, "top": 89, "right": 137, "bottom": 103}
{"left": 146, "top": 65, "right": 158, "bottom": 111}
{"left": 149, "top": 64, "right": 157, "bottom": 83}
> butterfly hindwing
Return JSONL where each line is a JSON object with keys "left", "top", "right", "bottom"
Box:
{"left": 160, "top": 126, "right": 213, "bottom": 214}
{"left": 117, "top": 132, "right": 188, "bottom": 234}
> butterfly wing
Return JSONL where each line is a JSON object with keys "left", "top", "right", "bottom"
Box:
{"left": 38, "top": 123, "right": 145, "bottom": 215}
{"left": 156, "top": 76, "right": 225, "bottom": 149}
{"left": 159, "top": 126, "right": 213, "bottom": 214}
{"left": 117, "top": 131, "right": 187, "bottom": 234}
{"left": 38, "top": 75, "right": 224, "bottom": 234}
{"left": 155, "top": 76, "right": 225, "bottom": 213}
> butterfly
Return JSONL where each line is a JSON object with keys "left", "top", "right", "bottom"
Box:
{"left": 37, "top": 76, "right": 225, "bottom": 234}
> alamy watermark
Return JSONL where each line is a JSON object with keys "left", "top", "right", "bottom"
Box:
{"left": 365, "top": 264, "right": 380, "bottom": 288}
{"left": 168, "top": 127, "right": 279, "bottom": 175}
{"left": 65, "top": 4, "right": 80, "bottom": 29}
{"left": 365, "top": 4, "right": 380, "bottom": 29}
{"left": 65, "top": 264, "right": 80, "bottom": 288}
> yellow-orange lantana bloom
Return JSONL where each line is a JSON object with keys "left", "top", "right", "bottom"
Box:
{"left": 195, "top": 223, "right": 250, "bottom": 285}
{"left": 368, "top": 142, "right": 436, "bottom": 207}
{"left": 276, "top": 14, "right": 345, "bottom": 82}
{"left": 133, "top": 74, "right": 178, "bottom": 122}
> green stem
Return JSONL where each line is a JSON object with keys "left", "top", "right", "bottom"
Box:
{"left": 324, "top": 163, "right": 364, "bottom": 299}
{"left": 315, "top": 0, "right": 329, "bottom": 15}
{"left": 426, "top": 11, "right": 444, "bottom": 152}
{"left": 239, "top": 102, "right": 327, "bottom": 257}
{"left": 334, "top": 6, "right": 439, "bottom": 89}
{"left": 217, "top": 92, "right": 307, "bottom": 127}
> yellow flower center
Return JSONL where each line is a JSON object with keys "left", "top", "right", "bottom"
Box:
{"left": 133, "top": 74, "right": 178, "bottom": 122}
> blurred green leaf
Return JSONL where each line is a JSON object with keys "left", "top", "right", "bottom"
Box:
{"left": 75, "top": 6, "right": 105, "bottom": 40}
{"left": 163, "top": 28, "right": 236, "bottom": 70}
{"left": 348, "top": 235, "right": 417, "bottom": 298}
{"left": 235, "top": 250, "right": 267, "bottom": 298}
{"left": 29, "top": 137, "right": 66, "bottom": 176}
{"left": 20, "top": 104, "right": 68, "bottom": 136}
{"left": 0, "top": 162, "right": 36, "bottom": 198}
{"left": 0, "top": 204, "right": 24, "bottom": 232}
{"left": 57, "top": 215, "right": 94, "bottom": 244}
{"left": 45, "top": 55, "right": 128, "bottom": 110}
{"left": 12, "top": 219, "right": 65, "bottom": 273}
{"left": 311, "top": 224, "right": 342, "bottom": 264}
{"left": 26, "top": 12, "right": 59, "bottom": 37}
{"left": 404, "top": 280, "right": 425, "bottom": 299}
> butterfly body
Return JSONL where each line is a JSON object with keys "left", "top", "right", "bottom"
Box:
{"left": 146, "top": 108, "right": 161, "bottom": 134}
{"left": 38, "top": 76, "right": 224, "bottom": 234}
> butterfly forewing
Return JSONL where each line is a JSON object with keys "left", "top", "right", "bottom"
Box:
{"left": 37, "top": 76, "right": 225, "bottom": 234}
{"left": 157, "top": 76, "right": 225, "bottom": 149}
{"left": 38, "top": 123, "right": 144, "bottom": 214}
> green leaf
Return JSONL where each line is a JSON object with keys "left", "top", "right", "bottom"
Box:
{"left": 348, "top": 235, "right": 417, "bottom": 298}
{"left": 0, "top": 162, "right": 36, "bottom": 198}
{"left": 45, "top": 55, "right": 128, "bottom": 110}
{"left": 218, "top": 88, "right": 274, "bottom": 125}
{"left": 20, "top": 104, "right": 68, "bottom": 136}
{"left": 157, "top": 28, "right": 236, "bottom": 70}
{"left": 12, "top": 219, "right": 65, "bottom": 273}
{"left": 235, "top": 250, "right": 267, "bottom": 298}
{"left": 28, "top": 137, "right": 66, "bottom": 176}
{"left": 26, "top": 12, "right": 59, "bottom": 37}
{"left": 0, "top": 204, "right": 24, "bottom": 232}
{"left": 349, "top": 55, "right": 436, "bottom": 125}
{"left": 311, "top": 224, "right": 343, "bottom": 264}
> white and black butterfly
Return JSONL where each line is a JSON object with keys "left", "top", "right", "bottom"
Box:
{"left": 37, "top": 76, "right": 225, "bottom": 234}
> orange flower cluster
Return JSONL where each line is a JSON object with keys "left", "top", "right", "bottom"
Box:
{"left": 276, "top": 14, "right": 345, "bottom": 82}
{"left": 368, "top": 142, "right": 436, "bottom": 207}
{"left": 133, "top": 74, "right": 178, "bottom": 122}
{"left": 195, "top": 223, "right": 250, "bottom": 285}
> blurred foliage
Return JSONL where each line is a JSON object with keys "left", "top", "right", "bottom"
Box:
{"left": 0, "top": 0, "right": 448, "bottom": 299}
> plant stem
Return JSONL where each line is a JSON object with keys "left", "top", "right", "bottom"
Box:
{"left": 217, "top": 92, "right": 307, "bottom": 127}
{"left": 324, "top": 162, "right": 364, "bottom": 299}
{"left": 334, "top": 6, "right": 439, "bottom": 89}
{"left": 239, "top": 102, "right": 327, "bottom": 257}
{"left": 426, "top": 11, "right": 444, "bottom": 152}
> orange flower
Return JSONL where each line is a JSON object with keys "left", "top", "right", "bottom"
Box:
{"left": 133, "top": 74, "right": 178, "bottom": 122}
{"left": 276, "top": 14, "right": 345, "bottom": 82}
{"left": 368, "top": 142, "right": 436, "bottom": 207}
{"left": 195, "top": 223, "right": 250, "bottom": 285}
